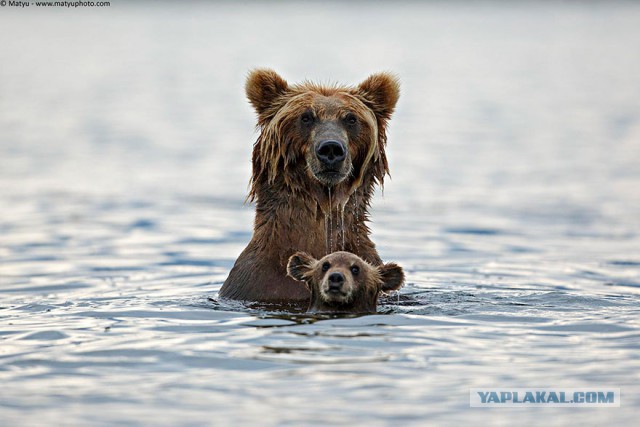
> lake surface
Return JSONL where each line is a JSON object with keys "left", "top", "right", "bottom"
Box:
{"left": 1, "top": 1, "right": 639, "bottom": 425}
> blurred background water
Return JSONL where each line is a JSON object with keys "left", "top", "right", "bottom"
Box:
{"left": 1, "top": 1, "right": 639, "bottom": 425}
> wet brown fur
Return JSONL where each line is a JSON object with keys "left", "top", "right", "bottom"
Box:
{"left": 219, "top": 69, "right": 400, "bottom": 303}
{"left": 287, "top": 251, "right": 405, "bottom": 314}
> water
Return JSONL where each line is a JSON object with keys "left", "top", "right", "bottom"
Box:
{"left": 1, "top": 1, "right": 640, "bottom": 425}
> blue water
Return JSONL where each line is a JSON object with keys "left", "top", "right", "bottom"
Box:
{"left": 1, "top": 1, "right": 639, "bottom": 425}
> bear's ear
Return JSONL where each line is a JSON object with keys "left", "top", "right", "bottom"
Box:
{"left": 245, "top": 68, "right": 289, "bottom": 117}
{"left": 287, "top": 252, "right": 316, "bottom": 283}
{"left": 378, "top": 262, "right": 405, "bottom": 293}
{"left": 355, "top": 72, "right": 400, "bottom": 120}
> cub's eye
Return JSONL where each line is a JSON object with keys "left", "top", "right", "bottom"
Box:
{"left": 301, "top": 112, "right": 314, "bottom": 125}
{"left": 322, "top": 262, "right": 330, "bottom": 272}
{"left": 350, "top": 265, "right": 360, "bottom": 275}
{"left": 345, "top": 114, "right": 357, "bottom": 126}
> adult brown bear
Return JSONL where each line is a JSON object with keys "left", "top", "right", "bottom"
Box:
{"left": 219, "top": 69, "right": 400, "bottom": 303}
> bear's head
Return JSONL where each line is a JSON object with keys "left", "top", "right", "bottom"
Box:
{"left": 245, "top": 69, "right": 400, "bottom": 198}
{"left": 287, "top": 251, "right": 404, "bottom": 314}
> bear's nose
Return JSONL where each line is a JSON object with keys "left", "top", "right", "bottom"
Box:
{"left": 316, "top": 140, "right": 346, "bottom": 166}
{"left": 328, "top": 272, "right": 345, "bottom": 291}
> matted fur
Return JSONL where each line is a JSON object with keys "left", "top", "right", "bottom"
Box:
{"left": 220, "top": 69, "right": 400, "bottom": 303}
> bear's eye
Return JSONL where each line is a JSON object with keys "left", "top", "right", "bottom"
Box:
{"left": 322, "top": 262, "right": 330, "bottom": 272}
{"left": 350, "top": 265, "right": 360, "bottom": 275}
{"left": 300, "top": 112, "right": 314, "bottom": 125}
{"left": 345, "top": 113, "right": 357, "bottom": 126}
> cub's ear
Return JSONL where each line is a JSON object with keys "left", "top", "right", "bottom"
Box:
{"left": 245, "top": 68, "right": 289, "bottom": 117}
{"left": 287, "top": 252, "right": 316, "bottom": 282}
{"left": 356, "top": 72, "right": 400, "bottom": 120}
{"left": 378, "top": 262, "right": 405, "bottom": 293}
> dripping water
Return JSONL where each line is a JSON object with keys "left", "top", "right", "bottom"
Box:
{"left": 352, "top": 193, "right": 361, "bottom": 248}
{"left": 327, "top": 187, "right": 333, "bottom": 253}
{"left": 324, "top": 212, "right": 329, "bottom": 254}
{"left": 340, "top": 202, "right": 346, "bottom": 251}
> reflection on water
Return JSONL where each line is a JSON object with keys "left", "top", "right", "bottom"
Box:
{"left": 1, "top": 1, "right": 639, "bottom": 425}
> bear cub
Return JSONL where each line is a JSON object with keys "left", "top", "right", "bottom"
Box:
{"left": 287, "top": 251, "right": 404, "bottom": 314}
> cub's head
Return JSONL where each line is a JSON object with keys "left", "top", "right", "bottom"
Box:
{"left": 246, "top": 69, "right": 400, "bottom": 197}
{"left": 287, "top": 251, "right": 404, "bottom": 314}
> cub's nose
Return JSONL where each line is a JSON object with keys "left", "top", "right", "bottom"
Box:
{"left": 316, "top": 140, "right": 346, "bottom": 166}
{"left": 328, "top": 272, "right": 345, "bottom": 291}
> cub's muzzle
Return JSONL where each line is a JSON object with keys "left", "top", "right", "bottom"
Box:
{"left": 327, "top": 271, "right": 345, "bottom": 292}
